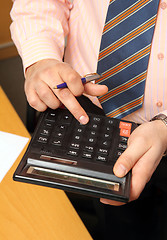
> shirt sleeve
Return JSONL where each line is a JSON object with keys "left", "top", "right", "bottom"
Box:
{"left": 10, "top": 0, "right": 72, "bottom": 72}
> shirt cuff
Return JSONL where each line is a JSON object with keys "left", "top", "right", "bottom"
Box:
{"left": 158, "top": 110, "right": 167, "bottom": 117}
{"left": 20, "top": 34, "right": 65, "bottom": 74}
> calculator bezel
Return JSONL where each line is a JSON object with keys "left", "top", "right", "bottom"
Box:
{"left": 13, "top": 104, "right": 137, "bottom": 203}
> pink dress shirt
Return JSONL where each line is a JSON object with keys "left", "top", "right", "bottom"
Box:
{"left": 10, "top": 0, "right": 167, "bottom": 124}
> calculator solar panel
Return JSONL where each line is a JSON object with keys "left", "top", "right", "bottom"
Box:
{"left": 13, "top": 107, "right": 137, "bottom": 202}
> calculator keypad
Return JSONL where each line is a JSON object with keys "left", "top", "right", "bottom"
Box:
{"left": 32, "top": 108, "right": 134, "bottom": 167}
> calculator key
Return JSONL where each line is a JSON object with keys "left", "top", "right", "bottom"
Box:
{"left": 61, "top": 113, "right": 72, "bottom": 124}
{"left": 64, "top": 115, "right": 70, "bottom": 120}
{"left": 58, "top": 125, "right": 66, "bottom": 130}
{"left": 87, "top": 137, "right": 96, "bottom": 144}
{"left": 118, "top": 143, "right": 127, "bottom": 151}
{"left": 90, "top": 131, "right": 97, "bottom": 137}
{"left": 70, "top": 142, "right": 80, "bottom": 149}
{"left": 37, "top": 136, "right": 48, "bottom": 143}
{"left": 76, "top": 128, "right": 83, "bottom": 133}
{"left": 119, "top": 121, "right": 132, "bottom": 130}
{"left": 67, "top": 150, "right": 78, "bottom": 156}
{"left": 116, "top": 150, "right": 123, "bottom": 159}
{"left": 120, "top": 136, "right": 128, "bottom": 143}
{"left": 101, "top": 140, "right": 110, "bottom": 147}
{"left": 54, "top": 132, "right": 64, "bottom": 138}
{"left": 91, "top": 124, "right": 99, "bottom": 129}
{"left": 40, "top": 128, "right": 50, "bottom": 136}
{"left": 84, "top": 145, "right": 94, "bottom": 152}
{"left": 120, "top": 128, "right": 131, "bottom": 137}
{"left": 103, "top": 133, "right": 112, "bottom": 139}
{"left": 98, "top": 148, "right": 108, "bottom": 155}
{"left": 105, "top": 126, "right": 112, "bottom": 132}
{"left": 92, "top": 116, "right": 101, "bottom": 122}
{"left": 46, "top": 111, "right": 56, "bottom": 122}
{"left": 82, "top": 152, "right": 93, "bottom": 159}
{"left": 73, "top": 135, "right": 82, "bottom": 141}
{"left": 106, "top": 119, "right": 114, "bottom": 125}
{"left": 96, "top": 155, "right": 107, "bottom": 162}
{"left": 51, "top": 139, "right": 62, "bottom": 146}
{"left": 44, "top": 121, "right": 53, "bottom": 128}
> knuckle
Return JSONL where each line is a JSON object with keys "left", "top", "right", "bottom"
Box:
{"left": 28, "top": 97, "right": 38, "bottom": 108}
{"left": 39, "top": 105, "right": 47, "bottom": 112}
{"left": 39, "top": 85, "right": 53, "bottom": 100}
{"left": 74, "top": 92, "right": 82, "bottom": 97}
{"left": 28, "top": 97, "right": 47, "bottom": 112}
{"left": 39, "top": 66, "right": 53, "bottom": 78}
{"left": 74, "top": 85, "right": 84, "bottom": 96}
{"left": 50, "top": 99, "right": 61, "bottom": 109}
{"left": 38, "top": 67, "right": 55, "bottom": 82}
{"left": 67, "top": 72, "right": 79, "bottom": 84}
{"left": 38, "top": 71, "right": 48, "bottom": 82}
{"left": 40, "top": 89, "right": 49, "bottom": 99}
{"left": 73, "top": 90, "right": 83, "bottom": 97}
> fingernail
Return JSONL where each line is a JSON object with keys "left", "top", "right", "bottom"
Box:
{"left": 79, "top": 115, "right": 89, "bottom": 125}
{"left": 114, "top": 164, "right": 127, "bottom": 177}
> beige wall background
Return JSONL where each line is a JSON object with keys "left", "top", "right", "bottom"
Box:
{"left": 0, "top": 0, "right": 18, "bottom": 59}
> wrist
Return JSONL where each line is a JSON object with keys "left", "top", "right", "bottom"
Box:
{"left": 150, "top": 114, "right": 167, "bottom": 156}
{"left": 151, "top": 114, "right": 167, "bottom": 127}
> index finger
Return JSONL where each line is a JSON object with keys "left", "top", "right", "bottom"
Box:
{"left": 55, "top": 87, "right": 89, "bottom": 124}
{"left": 58, "top": 64, "right": 85, "bottom": 97}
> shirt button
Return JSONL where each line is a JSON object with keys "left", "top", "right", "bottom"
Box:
{"left": 65, "top": 0, "right": 73, "bottom": 8}
{"left": 156, "top": 101, "right": 163, "bottom": 107}
{"left": 160, "top": 2, "right": 167, "bottom": 10}
{"left": 158, "top": 53, "right": 164, "bottom": 60}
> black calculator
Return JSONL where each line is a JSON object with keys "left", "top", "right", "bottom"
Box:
{"left": 13, "top": 97, "right": 138, "bottom": 202}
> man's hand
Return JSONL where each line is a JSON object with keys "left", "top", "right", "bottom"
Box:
{"left": 25, "top": 59, "right": 108, "bottom": 124}
{"left": 100, "top": 120, "right": 167, "bottom": 206}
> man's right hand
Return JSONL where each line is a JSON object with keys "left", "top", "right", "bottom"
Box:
{"left": 25, "top": 59, "right": 108, "bottom": 124}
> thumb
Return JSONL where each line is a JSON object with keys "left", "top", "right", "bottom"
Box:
{"left": 113, "top": 139, "right": 148, "bottom": 177}
{"left": 84, "top": 82, "right": 108, "bottom": 96}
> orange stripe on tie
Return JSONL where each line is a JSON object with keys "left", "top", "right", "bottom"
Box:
{"left": 107, "top": 96, "right": 144, "bottom": 118}
{"left": 103, "top": 0, "right": 151, "bottom": 33}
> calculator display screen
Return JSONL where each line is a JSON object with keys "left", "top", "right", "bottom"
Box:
{"left": 27, "top": 166, "right": 120, "bottom": 192}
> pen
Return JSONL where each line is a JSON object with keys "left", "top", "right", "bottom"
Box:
{"left": 53, "top": 73, "right": 101, "bottom": 89}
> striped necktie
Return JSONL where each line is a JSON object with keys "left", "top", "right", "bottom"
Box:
{"left": 96, "top": 0, "right": 159, "bottom": 119}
